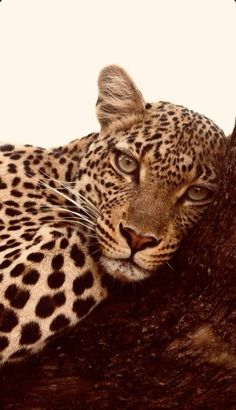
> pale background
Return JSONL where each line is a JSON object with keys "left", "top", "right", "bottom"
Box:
{"left": 0, "top": 0, "right": 235, "bottom": 147}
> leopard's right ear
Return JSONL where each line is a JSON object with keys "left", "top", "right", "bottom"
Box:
{"left": 96, "top": 65, "right": 145, "bottom": 130}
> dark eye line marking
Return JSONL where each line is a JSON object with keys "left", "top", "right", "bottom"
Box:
{"left": 195, "top": 163, "right": 204, "bottom": 179}
{"left": 110, "top": 144, "right": 135, "bottom": 159}
{"left": 183, "top": 162, "right": 217, "bottom": 193}
{"left": 194, "top": 163, "right": 216, "bottom": 183}
{"left": 109, "top": 143, "right": 138, "bottom": 166}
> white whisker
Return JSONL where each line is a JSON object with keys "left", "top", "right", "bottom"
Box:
{"left": 25, "top": 172, "right": 102, "bottom": 239}
{"left": 43, "top": 220, "right": 98, "bottom": 236}
{"left": 27, "top": 174, "right": 97, "bottom": 226}
{"left": 89, "top": 248, "right": 101, "bottom": 257}
{"left": 38, "top": 205, "right": 96, "bottom": 227}
{"left": 87, "top": 239, "right": 100, "bottom": 245}
{"left": 166, "top": 261, "right": 175, "bottom": 271}
{"left": 26, "top": 206, "right": 96, "bottom": 232}
{"left": 38, "top": 170, "right": 101, "bottom": 218}
{"left": 35, "top": 217, "right": 96, "bottom": 232}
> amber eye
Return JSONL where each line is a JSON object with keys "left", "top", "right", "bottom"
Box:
{"left": 185, "top": 186, "right": 213, "bottom": 202}
{"left": 115, "top": 152, "right": 138, "bottom": 174}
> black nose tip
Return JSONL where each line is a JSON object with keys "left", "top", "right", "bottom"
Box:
{"left": 119, "top": 223, "right": 161, "bottom": 254}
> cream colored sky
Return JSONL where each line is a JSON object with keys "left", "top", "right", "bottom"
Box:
{"left": 0, "top": 0, "right": 235, "bottom": 147}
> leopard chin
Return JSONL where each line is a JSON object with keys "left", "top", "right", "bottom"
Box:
{"left": 100, "top": 256, "right": 152, "bottom": 282}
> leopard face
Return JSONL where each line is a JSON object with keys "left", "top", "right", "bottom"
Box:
{"left": 0, "top": 65, "right": 227, "bottom": 364}
{"left": 75, "top": 65, "right": 226, "bottom": 282}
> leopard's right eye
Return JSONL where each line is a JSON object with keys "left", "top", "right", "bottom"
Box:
{"left": 114, "top": 151, "right": 138, "bottom": 175}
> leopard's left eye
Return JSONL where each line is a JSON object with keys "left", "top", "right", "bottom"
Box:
{"left": 185, "top": 186, "right": 213, "bottom": 202}
{"left": 115, "top": 152, "right": 138, "bottom": 174}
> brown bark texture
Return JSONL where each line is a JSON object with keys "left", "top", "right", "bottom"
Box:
{"left": 0, "top": 127, "right": 235, "bottom": 410}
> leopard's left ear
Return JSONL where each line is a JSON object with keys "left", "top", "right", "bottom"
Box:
{"left": 96, "top": 65, "right": 145, "bottom": 129}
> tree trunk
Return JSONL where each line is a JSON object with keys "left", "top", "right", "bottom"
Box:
{"left": 1, "top": 128, "right": 235, "bottom": 410}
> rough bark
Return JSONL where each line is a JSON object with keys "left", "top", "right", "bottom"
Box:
{"left": 0, "top": 127, "right": 235, "bottom": 410}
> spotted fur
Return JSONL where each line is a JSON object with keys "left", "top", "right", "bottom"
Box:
{"left": 0, "top": 65, "right": 226, "bottom": 364}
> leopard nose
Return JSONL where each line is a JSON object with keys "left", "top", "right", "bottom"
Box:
{"left": 119, "top": 223, "right": 161, "bottom": 254}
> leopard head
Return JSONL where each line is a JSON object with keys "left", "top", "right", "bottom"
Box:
{"left": 75, "top": 65, "right": 226, "bottom": 282}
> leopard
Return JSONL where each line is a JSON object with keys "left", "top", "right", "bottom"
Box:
{"left": 0, "top": 65, "right": 226, "bottom": 365}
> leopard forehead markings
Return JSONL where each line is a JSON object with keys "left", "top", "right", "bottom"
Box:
{"left": 0, "top": 65, "right": 226, "bottom": 364}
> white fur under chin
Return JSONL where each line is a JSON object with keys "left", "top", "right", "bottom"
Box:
{"left": 100, "top": 256, "right": 151, "bottom": 282}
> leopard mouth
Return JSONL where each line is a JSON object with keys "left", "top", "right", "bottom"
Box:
{"left": 100, "top": 256, "right": 152, "bottom": 282}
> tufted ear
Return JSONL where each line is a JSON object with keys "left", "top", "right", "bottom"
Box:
{"left": 96, "top": 65, "right": 146, "bottom": 129}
